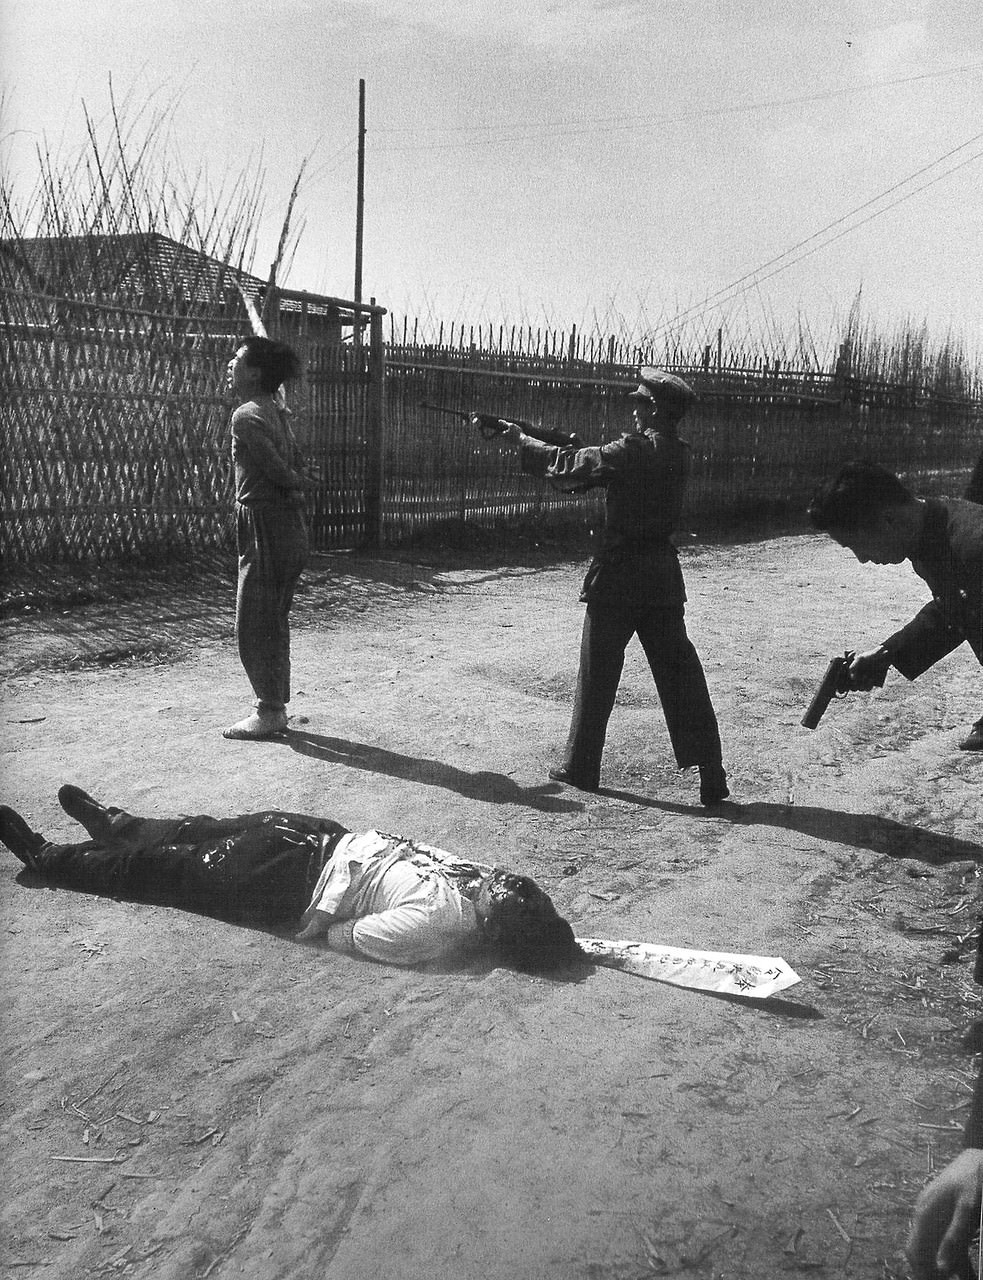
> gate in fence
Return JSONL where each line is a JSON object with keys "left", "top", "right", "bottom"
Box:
{"left": 271, "top": 288, "right": 386, "bottom": 552}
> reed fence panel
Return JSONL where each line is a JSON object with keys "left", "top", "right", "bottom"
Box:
{"left": 2, "top": 290, "right": 237, "bottom": 565}
{"left": 3, "top": 297, "right": 981, "bottom": 572}
{"left": 295, "top": 339, "right": 379, "bottom": 549}
{"left": 0, "top": 286, "right": 384, "bottom": 568}
{"left": 385, "top": 342, "right": 983, "bottom": 540}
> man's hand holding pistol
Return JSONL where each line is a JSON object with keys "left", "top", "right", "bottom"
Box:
{"left": 844, "top": 646, "right": 894, "bottom": 691}
{"left": 802, "top": 646, "right": 891, "bottom": 729}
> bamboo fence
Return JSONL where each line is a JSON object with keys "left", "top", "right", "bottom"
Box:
{"left": 0, "top": 260, "right": 385, "bottom": 568}
{"left": 1, "top": 284, "right": 238, "bottom": 565}
{"left": 2, "top": 286, "right": 982, "bottom": 573}
{"left": 384, "top": 322, "right": 983, "bottom": 542}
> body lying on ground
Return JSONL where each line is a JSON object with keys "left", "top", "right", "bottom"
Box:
{"left": 0, "top": 786, "right": 585, "bottom": 973}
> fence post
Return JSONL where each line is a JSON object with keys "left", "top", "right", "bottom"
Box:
{"left": 265, "top": 285, "right": 282, "bottom": 338}
{"left": 365, "top": 304, "right": 386, "bottom": 548}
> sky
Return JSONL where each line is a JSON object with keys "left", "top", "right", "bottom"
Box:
{"left": 2, "top": 0, "right": 982, "bottom": 358}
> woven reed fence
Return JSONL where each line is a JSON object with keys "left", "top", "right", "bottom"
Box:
{"left": 3, "top": 293, "right": 982, "bottom": 573}
{"left": 385, "top": 326, "right": 983, "bottom": 541}
{"left": 293, "top": 298, "right": 385, "bottom": 551}
{"left": 1, "top": 286, "right": 238, "bottom": 565}
{"left": 0, "top": 282, "right": 385, "bottom": 568}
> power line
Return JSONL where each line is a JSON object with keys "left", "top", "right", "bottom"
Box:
{"left": 651, "top": 129, "right": 983, "bottom": 332}
{"left": 371, "top": 62, "right": 983, "bottom": 148}
{"left": 652, "top": 134, "right": 983, "bottom": 336}
{"left": 713, "top": 150, "right": 981, "bottom": 322}
{"left": 303, "top": 139, "right": 357, "bottom": 187}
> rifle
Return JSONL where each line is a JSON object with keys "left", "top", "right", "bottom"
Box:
{"left": 801, "top": 650, "right": 885, "bottom": 729}
{"left": 420, "top": 402, "right": 583, "bottom": 449}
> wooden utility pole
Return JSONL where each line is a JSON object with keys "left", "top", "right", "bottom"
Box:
{"left": 354, "top": 79, "right": 366, "bottom": 319}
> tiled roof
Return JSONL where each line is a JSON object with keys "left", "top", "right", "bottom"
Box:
{"left": 0, "top": 232, "right": 266, "bottom": 303}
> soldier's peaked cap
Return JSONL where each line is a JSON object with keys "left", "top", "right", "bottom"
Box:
{"left": 628, "top": 368, "right": 696, "bottom": 408}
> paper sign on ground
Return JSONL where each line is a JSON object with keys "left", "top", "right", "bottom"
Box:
{"left": 577, "top": 937, "right": 800, "bottom": 999}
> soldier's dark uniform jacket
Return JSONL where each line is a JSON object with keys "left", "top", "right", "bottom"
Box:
{"left": 519, "top": 428, "right": 690, "bottom": 606}
{"left": 516, "top": 418, "right": 723, "bottom": 785}
{"left": 884, "top": 497, "right": 983, "bottom": 679}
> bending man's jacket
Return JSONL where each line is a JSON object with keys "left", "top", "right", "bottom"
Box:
{"left": 883, "top": 498, "right": 983, "bottom": 679}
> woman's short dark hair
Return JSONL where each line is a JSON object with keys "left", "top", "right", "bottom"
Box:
{"left": 484, "top": 874, "right": 588, "bottom": 973}
{"left": 808, "top": 460, "right": 915, "bottom": 533}
{"left": 239, "top": 337, "right": 302, "bottom": 393}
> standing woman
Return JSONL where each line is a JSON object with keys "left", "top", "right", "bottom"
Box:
{"left": 223, "top": 337, "right": 311, "bottom": 740}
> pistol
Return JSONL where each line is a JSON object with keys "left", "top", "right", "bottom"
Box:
{"left": 801, "top": 651, "right": 855, "bottom": 730}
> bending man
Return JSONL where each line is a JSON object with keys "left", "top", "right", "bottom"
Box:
{"left": 482, "top": 368, "right": 728, "bottom": 805}
{"left": 808, "top": 460, "right": 982, "bottom": 747}
{"left": 0, "top": 787, "right": 584, "bottom": 972}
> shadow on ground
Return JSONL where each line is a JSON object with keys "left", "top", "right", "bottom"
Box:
{"left": 600, "top": 788, "right": 982, "bottom": 864}
{"left": 283, "top": 730, "right": 584, "bottom": 813}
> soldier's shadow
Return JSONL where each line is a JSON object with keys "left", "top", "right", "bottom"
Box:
{"left": 601, "top": 790, "right": 983, "bottom": 865}
{"left": 283, "top": 730, "right": 582, "bottom": 814}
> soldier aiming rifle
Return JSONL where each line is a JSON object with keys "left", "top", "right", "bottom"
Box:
{"left": 447, "top": 370, "right": 729, "bottom": 806}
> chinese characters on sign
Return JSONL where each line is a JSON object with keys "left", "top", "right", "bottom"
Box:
{"left": 577, "top": 938, "right": 800, "bottom": 999}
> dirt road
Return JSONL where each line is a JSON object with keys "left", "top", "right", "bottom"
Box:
{"left": 2, "top": 533, "right": 981, "bottom": 1279}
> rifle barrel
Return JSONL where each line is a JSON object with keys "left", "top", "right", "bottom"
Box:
{"left": 419, "top": 401, "right": 469, "bottom": 420}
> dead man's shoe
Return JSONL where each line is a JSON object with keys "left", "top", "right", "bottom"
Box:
{"left": 58, "top": 784, "right": 119, "bottom": 841}
{"left": 699, "top": 763, "right": 730, "bottom": 806}
{"left": 223, "top": 704, "right": 288, "bottom": 741}
{"left": 958, "top": 720, "right": 983, "bottom": 751}
{"left": 548, "top": 766, "right": 599, "bottom": 793}
{"left": 0, "top": 806, "right": 49, "bottom": 870}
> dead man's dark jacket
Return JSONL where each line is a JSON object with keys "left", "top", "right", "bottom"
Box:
{"left": 885, "top": 497, "right": 983, "bottom": 679}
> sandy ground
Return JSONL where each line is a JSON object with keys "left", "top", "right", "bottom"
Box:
{"left": 1, "top": 532, "right": 982, "bottom": 1280}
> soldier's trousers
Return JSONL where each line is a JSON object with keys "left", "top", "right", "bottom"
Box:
{"left": 35, "top": 810, "right": 346, "bottom": 925}
{"left": 561, "top": 601, "right": 723, "bottom": 784}
{"left": 235, "top": 502, "right": 309, "bottom": 707}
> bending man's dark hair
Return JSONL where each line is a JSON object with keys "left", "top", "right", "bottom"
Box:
{"left": 239, "top": 336, "right": 302, "bottom": 393}
{"left": 808, "top": 459, "right": 916, "bottom": 533}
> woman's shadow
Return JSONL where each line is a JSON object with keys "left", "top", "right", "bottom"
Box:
{"left": 282, "top": 730, "right": 583, "bottom": 813}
